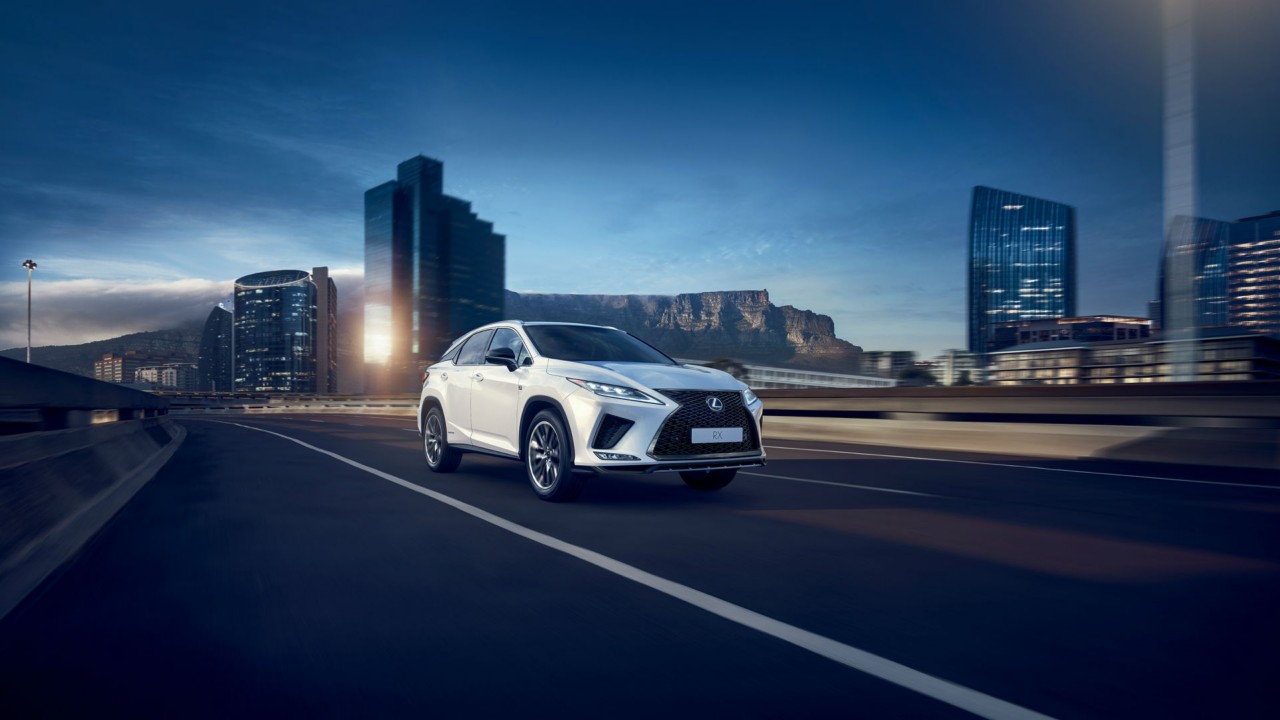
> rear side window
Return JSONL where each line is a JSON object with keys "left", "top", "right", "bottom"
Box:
{"left": 439, "top": 339, "right": 464, "bottom": 364}
{"left": 456, "top": 330, "right": 495, "bottom": 366}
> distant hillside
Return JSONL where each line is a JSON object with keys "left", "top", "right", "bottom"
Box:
{"left": 4, "top": 288, "right": 862, "bottom": 381}
{"left": 506, "top": 289, "right": 862, "bottom": 371}
{"left": 0, "top": 322, "right": 202, "bottom": 377}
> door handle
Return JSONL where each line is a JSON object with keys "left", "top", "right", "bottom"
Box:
{"left": 473, "top": 373, "right": 484, "bottom": 381}
{"left": 441, "top": 372, "right": 448, "bottom": 381}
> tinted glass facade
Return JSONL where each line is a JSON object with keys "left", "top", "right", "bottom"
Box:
{"left": 312, "top": 266, "right": 338, "bottom": 393}
{"left": 1229, "top": 211, "right": 1280, "bottom": 334}
{"left": 196, "top": 305, "right": 233, "bottom": 392}
{"left": 363, "top": 155, "right": 505, "bottom": 391}
{"left": 1159, "top": 215, "right": 1232, "bottom": 332}
{"left": 968, "top": 186, "right": 1076, "bottom": 354}
{"left": 234, "top": 270, "right": 317, "bottom": 392}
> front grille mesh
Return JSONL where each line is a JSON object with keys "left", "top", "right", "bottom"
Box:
{"left": 651, "top": 390, "right": 758, "bottom": 458}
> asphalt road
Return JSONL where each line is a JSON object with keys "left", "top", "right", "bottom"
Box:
{"left": 2, "top": 414, "right": 1277, "bottom": 718}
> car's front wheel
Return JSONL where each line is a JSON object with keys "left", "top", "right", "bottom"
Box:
{"left": 680, "top": 468, "right": 736, "bottom": 491}
{"left": 525, "top": 410, "right": 587, "bottom": 502}
{"left": 423, "top": 406, "right": 462, "bottom": 473}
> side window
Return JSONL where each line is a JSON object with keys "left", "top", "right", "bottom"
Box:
{"left": 456, "top": 330, "right": 495, "bottom": 366}
{"left": 489, "top": 328, "right": 531, "bottom": 366}
{"left": 439, "top": 338, "right": 464, "bottom": 364}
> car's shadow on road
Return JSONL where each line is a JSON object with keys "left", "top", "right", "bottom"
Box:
{"left": 430, "top": 452, "right": 758, "bottom": 508}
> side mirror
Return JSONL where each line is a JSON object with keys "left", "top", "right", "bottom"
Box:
{"left": 485, "top": 347, "right": 518, "bottom": 371}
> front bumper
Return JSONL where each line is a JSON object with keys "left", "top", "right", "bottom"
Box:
{"left": 562, "top": 388, "right": 766, "bottom": 473}
{"left": 582, "top": 455, "right": 766, "bottom": 475}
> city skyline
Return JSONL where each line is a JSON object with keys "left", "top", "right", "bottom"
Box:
{"left": 2, "top": 0, "right": 1279, "bottom": 359}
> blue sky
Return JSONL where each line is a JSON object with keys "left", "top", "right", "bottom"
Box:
{"left": 1, "top": 0, "right": 1277, "bottom": 357}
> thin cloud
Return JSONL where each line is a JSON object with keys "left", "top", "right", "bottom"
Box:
{"left": 0, "top": 278, "right": 231, "bottom": 349}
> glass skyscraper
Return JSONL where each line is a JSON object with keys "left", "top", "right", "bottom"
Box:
{"left": 312, "top": 266, "right": 338, "bottom": 393}
{"left": 364, "top": 155, "right": 505, "bottom": 391}
{"left": 1228, "top": 211, "right": 1280, "bottom": 334}
{"left": 233, "top": 270, "right": 317, "bottom": 392}
{"left": 1158, "top": 215, "right": 1232, "bottom": 333}
{"left": 968, "top": 186, "right": 1077, "bottom": 355}
{"left": 196, "top": 305, "right": 233, "bottom": 392}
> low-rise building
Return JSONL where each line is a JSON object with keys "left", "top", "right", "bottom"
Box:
{"left": 988, "top": 330, "right": 1280, "bottom": 385}
{"left": 933, "top": 349, "right": 986, "bottom": 385}
{"left": 135, "top": 363, "right": 200, "bottom": 391}
{"left": 94, "top": 351, "right": 149, "bottom": 384}
{"left": 858, "top": 351, "right": 916, "bottom": 380}
{"left": 991, "top": 315, "right": 1151, "bottom": 351}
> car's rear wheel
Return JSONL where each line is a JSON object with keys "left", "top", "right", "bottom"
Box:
{"left": 680, "top": 468, "right": 736, "bottom": 490}
{"left": 423, "top": 406, "right": 462, "bottom": 473}
{"left": 525, "top": 410, "right": 587, "bottom": 502}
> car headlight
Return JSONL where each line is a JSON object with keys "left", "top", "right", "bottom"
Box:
{"left": 743, "top": 389, "right": 759, "bottom": 405}
{"left": 567, "top": 378, "right": 663, "bottom": 404}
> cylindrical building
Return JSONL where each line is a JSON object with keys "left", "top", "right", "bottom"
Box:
{"left": 233, "top": 270, "right": 317, "bottom": 392}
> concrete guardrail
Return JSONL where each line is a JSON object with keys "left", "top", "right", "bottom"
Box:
{"left": 0, "top": 358, "right": 184, "bottom": 619}
{"left": 756, "top": 383, "right": 1280, "bottom": 470}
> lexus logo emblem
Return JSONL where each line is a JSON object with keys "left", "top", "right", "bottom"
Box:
{"left": 706, "top": 396, "right": 724, "bottom": 412}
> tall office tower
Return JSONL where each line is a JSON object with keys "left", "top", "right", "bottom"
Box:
{"left": 1158, "top": 215, "right": 1232, "bottom": 333}
{"left": 233, "top": 270, "right": 318, "bottom": 392}
{"left": 968, "top": 186, "right": 1077, "bottom": 355}
{"left": 364, "top": 155, "right": 506, "bottom": 391}
{"left": 312, "top": 266, "right": 339, "bottom": 393}
{"left": 196, "top": 305, "right": 233, "bottom": 392}
{"left": 1228, "top": 211, "right": 1280, "bottom": 334}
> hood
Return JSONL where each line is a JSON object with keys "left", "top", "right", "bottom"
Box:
{"left": 545, "top": 360, "right": 745, "bottom": 392}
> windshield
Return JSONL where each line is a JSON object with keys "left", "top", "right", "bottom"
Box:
{"left": 524, "top": 325, "right": 675, "bottom": 364}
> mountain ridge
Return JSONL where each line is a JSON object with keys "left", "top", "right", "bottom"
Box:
{"left": 505, "top": 289, "right": 862, "bottom": 371}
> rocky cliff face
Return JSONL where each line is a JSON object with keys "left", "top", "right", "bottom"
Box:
{"left": 505, "top": 289, "right": 861, "bottom": 371}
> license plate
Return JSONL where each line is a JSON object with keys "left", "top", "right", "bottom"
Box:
{"left": 691, "top": 427, "right": 743, "bottom": 444}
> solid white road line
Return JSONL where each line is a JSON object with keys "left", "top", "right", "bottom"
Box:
{"left": 764, "top": 444, "right": 1280, "bottom": 491}
{"left": 741, "top": 471, "right": 942, "bottom": 497}
{"left": 206, "top": 420, "right": 1051, "bottom": 720}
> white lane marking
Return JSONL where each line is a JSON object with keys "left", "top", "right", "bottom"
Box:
{"left": 308, "top": 420, "right": 326, "bottom": 423}
{"left": 205, "top": 420, "right": 1050, "bottom": 720}
{"left": 741, "top": 471, "right": 942, "bottom": 498}
{"left": 764, "top": 444, "right": 1280, "bottom": 491}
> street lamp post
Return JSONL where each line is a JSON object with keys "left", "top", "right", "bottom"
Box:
{"left": 22, "top": 259, "right": 37, "bottom": 363}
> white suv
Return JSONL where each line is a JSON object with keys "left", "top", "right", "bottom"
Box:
{"left": 417, "top": 321, "right": 766, "bottom": 501}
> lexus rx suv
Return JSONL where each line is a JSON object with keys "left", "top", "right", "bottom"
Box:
{"left": 417, "top": 321, "right": 766, "bottom": 501}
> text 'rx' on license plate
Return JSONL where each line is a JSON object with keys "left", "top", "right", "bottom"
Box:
{"left": 691, "top": 427, "right": 743, "bottom": 444}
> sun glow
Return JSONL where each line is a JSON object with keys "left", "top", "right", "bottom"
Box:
{"left": 364, "top": 304, "right": 392, "bottom": 364}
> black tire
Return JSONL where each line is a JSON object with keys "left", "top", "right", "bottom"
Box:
{"left": 680, "top": 468, "right": 736, "bottom": 491}
{"left": 422, "top": 406, "right": 462, "bottom": 473}
{"left": 525, "top": 410, "right": 588, "bottom": 502}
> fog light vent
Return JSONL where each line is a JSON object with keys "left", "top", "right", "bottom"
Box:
{"left": 593, "top": 414, "right": 634, "bottom": 449}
